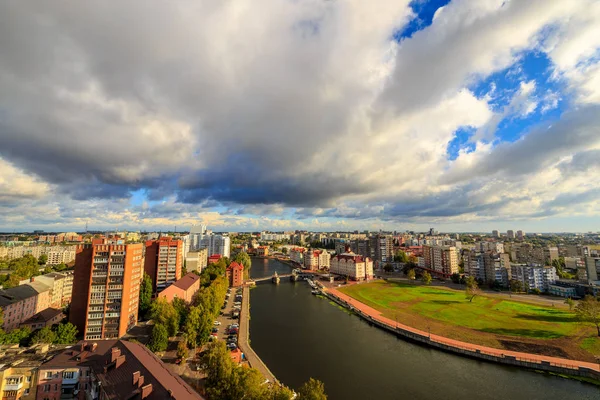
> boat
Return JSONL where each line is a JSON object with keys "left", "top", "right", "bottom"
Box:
{"left": 311, "top": 289, "right": 320, "bottom": 295}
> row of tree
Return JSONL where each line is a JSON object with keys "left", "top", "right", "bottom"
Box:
{"left": 202, "top": 341, "right": 327, "bottom": 400}
{"left": 147, "top": 262, "right": 229, "bottom": 353}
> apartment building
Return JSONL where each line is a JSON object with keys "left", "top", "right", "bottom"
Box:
{"left": 423, "top": 245, "right": 459, "bottom": 276}
{"left": 510, "top": 264, "right": 557, "bottom": 292}
{"left": 289, "top": 248, "right": 306, "bottom": 265}
{"left": 70, "top": 240, "right": 144, "bottom": 341}
{"left": 185, "top": 248, "right": 208, "bottom": 273}
{"left": 20, "top": 308, "right": 64, "bottom": 331}
{"left": 31, "top": 271, "right": 74, "bottom": 308}
{"left": 0, "top": 282, "right": 52, "bottom": 331}
{"left": 256, "top": 246, "right": 269, "bottom": 257}
{"left": 0, "top": 246, "right": 77, "bottom": 263}
{"left": 38, "top": 340, "right": 204, "bottom": 400}
{"left": 330, "top": 251, "right": 373, "bottom": 281}
{"left": 144, "top": 237, "right": 182, "bottom": 292}
{"left": 370, "top": 235, "right": 394, "bottom": 263}
{"left": 189, "top": 234, "right": 231, "bottom": 258}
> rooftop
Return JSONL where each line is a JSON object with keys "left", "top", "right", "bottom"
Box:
{"left": 20, "top": 308, "right": 64, "bottom": 326}
{"left": 0, "top": 285, "right": 40, "bottom": 306}
{"left": 169, "top": 273, "right": 200, "bottom": 291}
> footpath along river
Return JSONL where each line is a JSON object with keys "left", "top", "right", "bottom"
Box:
{"left": 248, "top": 257, "right": 598, "bottom": 400}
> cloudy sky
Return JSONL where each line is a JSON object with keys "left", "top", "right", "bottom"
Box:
{"left": 1, "top": 0, "right": 600, "bottom": 233}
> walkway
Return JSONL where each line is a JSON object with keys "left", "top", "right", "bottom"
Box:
{"left": 238, "top": 286, "right": 278, "bottom": 383}
{"left": 327, "top": 287, "right": 600, "bottom": 374}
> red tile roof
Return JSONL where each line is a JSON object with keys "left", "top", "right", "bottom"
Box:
{"left": 171, "top": 272, "right": 200, "bottom": 291}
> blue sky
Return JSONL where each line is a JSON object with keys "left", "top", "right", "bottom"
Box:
{"left": 0, "top": 0, "right": 599, "bottom": 232}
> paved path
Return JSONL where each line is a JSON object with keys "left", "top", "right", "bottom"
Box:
{"left": 238, "top": 286, "right": 278, "bottom": 383}
{"left": 327, "top": 287, "right": 600, "bottom": 373}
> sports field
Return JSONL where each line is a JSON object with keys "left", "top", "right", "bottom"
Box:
{"left": 338, "top": 280, "right": 599, "bottom": 361}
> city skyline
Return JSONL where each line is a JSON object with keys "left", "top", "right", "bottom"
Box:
{"left": 1, "top": 1, "right": 600, "bottom": 232}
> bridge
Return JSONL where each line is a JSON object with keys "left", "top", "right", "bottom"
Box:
{"left": 248, "top": 271, "right": 316, "bottom": 283}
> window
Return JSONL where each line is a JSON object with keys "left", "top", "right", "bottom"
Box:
{"left": 24, "top": 388, "right": 30, "bottom": 395}
{"left": 63, "top": 371, "right": 75, "bottom": 379}
{"left": 54, "top": 383, "right": 58, "bottom": 390}
{"left": 27, "top": 376, "right": 32, "bottom": 382}
{"left": 46, "top": 372, "right": 52, "bottom": 379}
{"left": 44, "top": 384, "right": 51, "bottom": 392}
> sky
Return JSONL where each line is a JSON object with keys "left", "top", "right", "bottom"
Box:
{"left": 1, "top": 0, "right": 600, "bottom": 233}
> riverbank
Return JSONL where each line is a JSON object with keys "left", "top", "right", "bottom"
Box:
{"left": 323, "top": 286, "right": 600, "bottom": 384}
{"left": 238, "top": 285, "right": 279, "bottom": 384}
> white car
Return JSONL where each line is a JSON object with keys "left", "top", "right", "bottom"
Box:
{"left": 213, "top": 321, "right": 221, "bottom": 326}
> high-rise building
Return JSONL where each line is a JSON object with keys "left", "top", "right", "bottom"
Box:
{"left": 70, "top": 240, "right": 144, "bottom": 341}
{"left": 517, "top": 230, "right": 524, "bottom": 241}
{"left": 144, "top": 237, "right": 183, "bottom": 292}
{"left": 491, "top": 230, "right": 499, "bottom": 238}
{"left": 507, "top": 230, "right": 515, "bottom": 239}
{"left": 189, "top": 233, "right": 230, "bottom": 258}
{"left": 369, "top": 234, "right": 394, "bottom": 263}
{"left": 423, "top": 245, "right": 459, "bottom": 276}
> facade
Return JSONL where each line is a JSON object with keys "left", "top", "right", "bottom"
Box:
{"left": 226, "top": 262, "right": 244, "bottom": 287}
{"left": 510, "top": 264, "right": 557, "bottom": 292}
{"left": 69, "top": 241, "right": 144, "bottom": 341}
{"left": 423, "top": 245, "right": 459, "bottom": 276}
{"left": 158, "top": 273, "right": 201, "bottom": 304}
{"left": 144, "top": 237, "right": 183, "bottom": 292}
{"left": 20, "top": 308, "right": 64, "bottom": 331}
{"left": 507, "top": 230, "right": 515, "bottom": 239}
{"left": 303, "top": 250, "right": 330, "bottom": 270}
{"left": 0, "top": 283, "right": 51, "bottom": 331}
{"left": 491, "top": 230, "right": 499, "bottom": 238}
{"left": 289, "top": 248, "right": 306, "bottom": 265}
{"left": 38, "top": 340, "right": 204, "bottom": 400}
{"left": 548, "top": 284, "right": 577, "bottom": 298}
{"left": 0, "top": 246, "right": 77, "bottom": 264}
{"left": 370, "top": 235, "right": 394, "bottom": 263}
{"left": 581, "top": 257, "right": 600, "bottom": 282}
{"left": 330, "top": 251, "right": 373, "bottom": 281}
{"left": 185, "top": 249, "right": 208, "bottom": 273}
{"left": 517, "top": 230, "right": 524, "bottom": 241}
{"left": 544, "top": 247, "right": 559, "bottom": 264}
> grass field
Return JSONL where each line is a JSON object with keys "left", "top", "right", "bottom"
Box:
{"left": 338, "top": 280, "right": 599, "bottom": 361}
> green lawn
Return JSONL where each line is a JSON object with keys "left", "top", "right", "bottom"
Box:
{"left": 339, "top": 281, "right": 579, "bottom": 340}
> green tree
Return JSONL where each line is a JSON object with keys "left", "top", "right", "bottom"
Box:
{"left": 575, "top": 295, "right": 600, "bottom": 336}
{"left": 172, "top": 297, "right": 188, "bottom": 329}
{"left": 465, "top": 276, "right": 480, "bottom": 303}
{"left": 298, "top": 378, "right": 327, "bottom": 400}
{"left": 54, "top": 322, "right": 78, "bottom": 344}
{"left": 177, "top": 339, "right": 188, "bottom": 362}
{"left": 422, "top": 271, "right": 432, "bottom": 285}
{"left": 383, "top": 264, "right": 393, "bottom": 273}
{"left": 394, "top": 250, "right": 409, "bottom": 263}
{"left": 450, "top": 273, "right": 460, "bottom": 284}
{"left": 38, "top": 254, "right": 48, "bottom": 265}
{"left": 148, "top": 323, "right": 169, "bottom": 352}
{"left": 149, "top": 297, "right": 179, "bottom": 336}
{"left": 1, "top": 327, "right": 31, "bottom": 345}
{"left": 565, "top": 297, "right": 575, "bottom": 311}
{"left": 509, "top": 279, "right": 523, "bottom": 293}
{"left": 282, "top": 247, "right": 288, "bottom": 255}
{"left": 31, "top": 326, "right": 56, "bottom": 344}
{"left": 202, "top": 341, "right": 235, "bottom": 399}
{"left": 407, "top": 269, "right": 416, "bottom": 280}
{"left": 138, "top": 273, "right": 153, "bottom": 317}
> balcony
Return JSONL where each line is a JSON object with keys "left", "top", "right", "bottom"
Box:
{"left": 62, "top": 370, "right": 79, "bottom": 385}
{"left": 3, "top": 376, "right": 23, "bottom": 391}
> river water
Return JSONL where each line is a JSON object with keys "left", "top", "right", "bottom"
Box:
{"left": 248, "top": 258, "right": 598, "bottom": 400}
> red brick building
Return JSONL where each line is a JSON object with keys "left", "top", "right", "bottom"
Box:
{"left": 226, "top": 262, "right": 244, "bottom": 287}
{"left": 144, "top": 237, "right": 182, "bottom": 292}
{"left": 70, "top": 240, "right": 143, "bottom": 341}
{"left": 158, "top": 272, "right": 201, "bottom": 304}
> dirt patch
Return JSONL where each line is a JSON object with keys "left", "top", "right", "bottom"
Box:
{"left": 499, "top": 340, "right": 571, "bottom": 359}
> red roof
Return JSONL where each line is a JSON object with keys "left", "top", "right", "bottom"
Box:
{"left": 228, "top": 261, "right": 243, "bottom": 271}
{"left": 171, "top": 272, "right": 200, "bottom": 291}
{"left": 334, "top": 254, "right": 366, "bottom": 263}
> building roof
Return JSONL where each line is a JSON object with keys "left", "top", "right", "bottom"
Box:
{"left": 20, "top": 308, "right": 64, "bottom": 326}
{"left": 0, "top": 285, "right": 40, "bottom": 307}
{"left": 27, "top": 280, "right": 52, "bottom": 294}
{"left": 227, "top": 262, "right": 243, "bottom": 271}
{"left": 334, "top": 253, "right": 367, "bottom": 263}
{"left": 42, "top": 340, "right": 204, "bottom": 399}
{"left": 170, "top": 273, "right": 200, "bottom": 291}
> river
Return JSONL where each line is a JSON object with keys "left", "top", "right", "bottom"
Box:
{"left": 248, "top": 257, "right": 598, "bottom": 400}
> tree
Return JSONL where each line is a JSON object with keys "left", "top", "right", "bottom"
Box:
{"left": 202, "top": 341, "right": 235, "bottom": 399}
{"left": 139, "top": 273, "right": 153, "bottom": 318}
{"left": 383, "top": 264, "right": 393, "bottom": 273}
{"left": 450, "top": 273, "right": 460, "bottom": 284}
{"left": 177, "top": 339, "right": 188, "bottom": 362}
{"left": 1, "top": 327, "right": 31, "bottom": 345}
{"left": 509, "top": 279, "right": 523, "bottom": 293}
{"left": 565, "top": 297, "right": 575, "bottom": 311}
{"left": 38, "top": 254, "right": 47, "bottom": 265}
{"left": 393, "top": 250, "right": 409, "bottom": 263}
{"left": 54, "top": 322, "right": 78, "bottom": 344}
{"left": 235, "top": 251, "right": 252, "bottom": 277}
{"left": 422, "top": 271, "right": 432, "bottom": 285}
{"left": 298, "top": 378, "right": 327, "bottom": 400}
{"left": 148, "top": 323, "right": 169, "bottom": 352}
{"left": 149, "top": 297, "right": 179, "bottom": 336}
{"left": 282, "top": 247, "right": 288, "bottom": 255}
{"left": 31, "top": 326, "right": 56, "bottom": 344}
{"left": 172, "top": 297, "right": 188, "bottom": 329}
{"left": 575, "top": 295, "right": 600, "bottom": 336}
{"left": 407, "top": 269, "right": 416, "bottom": 280}
{"left": 465, "top": 276, "right": 480, "bottom": 303}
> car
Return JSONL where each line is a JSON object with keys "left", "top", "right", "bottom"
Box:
{"left": 227, "top": 343, "right": 237, "bottom": 350}
{"left": 231, "top": 324, "right": 239, "bottom": 328}
{"left": 211, "top": 327, "right": 218, "bottom": 333}
{"left": 214, "top": 321, "right": 221, "bottom": 326}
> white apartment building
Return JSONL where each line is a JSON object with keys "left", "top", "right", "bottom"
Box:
{"left": 289, "top": 248, "right": 306, "bottom": 265}
{"left": 510, "top": 264, "right": 557, "bottom": 292}
{"left": 303, "top": 250, "right": 331, "bottom": 270}
{"left": 0, "top": 245, "right": 77, "bottom": 264}
{"left": 330, "top": 252, "right": 373, "bottom": 281}
{"left": 188, "top": 233, "right": 230, "bottom": 258}
{"left": 260, "top": 232, "right": 290, "bottom": 241}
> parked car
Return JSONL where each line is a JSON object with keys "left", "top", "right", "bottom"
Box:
{"left": 214, "top": 321, "right": 221, "bottom": 326}
{"left": 211, "top": 327, "right": 218, "bottom": 333}
{"left": 227, "top": 343, "right": 237, "bottom": 350}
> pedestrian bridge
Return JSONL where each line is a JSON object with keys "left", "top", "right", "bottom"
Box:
{"left": 248, "top": 271, "right": 315, "bottom": 283}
